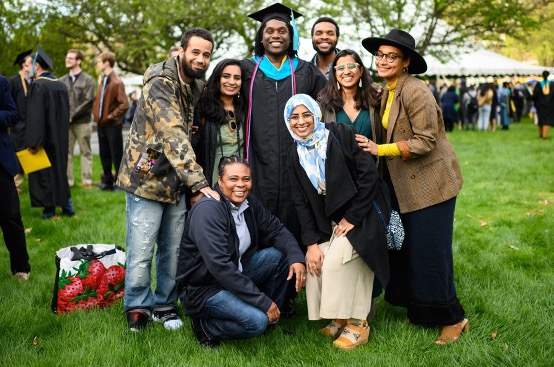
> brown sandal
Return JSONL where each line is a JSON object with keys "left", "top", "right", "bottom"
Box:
{"left": 333, "top": 321, "right": 370, "bottom": 350}
{"left": 435, "top": 318, "right": 469, "bottom": 345}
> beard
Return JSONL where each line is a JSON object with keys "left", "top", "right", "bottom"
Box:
{"left": 312, "top": 42, "right": 337, "bottom": 57}
{"left": 181, "top": 59, "right": 207, "bottom": 80}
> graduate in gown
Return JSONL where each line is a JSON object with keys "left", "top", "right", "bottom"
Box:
{"left": 8, "top": 50, "right": 33, "bottom": 194}
{"left": 242, "top": 3, "right": 327, "bottom": 239}
{"left": 25, "top": 46, "right": 74, "bottom": 219}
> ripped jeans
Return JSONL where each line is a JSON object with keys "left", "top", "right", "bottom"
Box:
{"left": 123, "top": 192, "right": 187, "bottom": 313}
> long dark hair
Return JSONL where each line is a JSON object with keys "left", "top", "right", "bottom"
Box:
{"left": 318, "top": 49, "right": 379, "bottom": 111}
{"left": 199, "top": 59, "right": 246, "bottom": 126}
{"left": 253, "top": 20, "right": 297, "bottom": 59}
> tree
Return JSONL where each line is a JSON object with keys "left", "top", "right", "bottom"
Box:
{"left": 315, "top": 0, "right": 554, "bottom": 60}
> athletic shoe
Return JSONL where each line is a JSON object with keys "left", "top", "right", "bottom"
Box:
{"left": 127, "top": 309, "right": 150, "bottom": 332}
{"left": 14, "top": 272, "right": 30, "bottom": 281}
{"left": 152, "top": 308, "right": 183, "bottom": 330}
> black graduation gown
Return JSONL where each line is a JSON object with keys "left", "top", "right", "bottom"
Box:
{"left": 241, "top": 58, "right": 327, "bottom": 237}
{"left": 8, "top": 73, "right": 29, "bottom": 151}
{"left": 532, "top": 82, "right": 554, "bottom": 126}
{"left": 25, "top": 74, "right": 71, "bottom": 208}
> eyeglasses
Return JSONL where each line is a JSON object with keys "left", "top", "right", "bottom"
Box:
{"left": 334, "top": 63, "right": 360, "bottom": 72}
{"left": 374, "top": 52, "right": 402, "bottom": 63}
{"left": 288, "top": 112, "right": 314, "bottom": 123}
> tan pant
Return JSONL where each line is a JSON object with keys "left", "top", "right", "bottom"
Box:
{"left": 306, "top": 230, "right": 374, "bottom": 321}
{"left": 67, "top": 122, "right": 93, "bottom": 186}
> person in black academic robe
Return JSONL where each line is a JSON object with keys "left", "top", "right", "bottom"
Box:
{"left": 25, "top": 47, "right": 73, "bottom": 218}
{"left": 8, "top": 50, "right": 33, "bottom": 193}
{"left": 532, "top": 70, "right": 554, "bottom": 139}
{"left": 242, "top": 4, "right": 327, "bottom": 240}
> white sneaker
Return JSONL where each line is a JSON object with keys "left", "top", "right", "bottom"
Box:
{"left": 152, "top": 308, "right": 183, "bottom": 330}
{"left": 15, "top": 272, "right": 30, "bottom": 281}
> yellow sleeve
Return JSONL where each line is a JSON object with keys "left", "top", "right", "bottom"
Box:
{"left": 377, "top": 143, "right": 401, "bottom": 156}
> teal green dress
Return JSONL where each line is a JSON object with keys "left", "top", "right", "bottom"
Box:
{"left": 335, "top": 108, "right": 372, "bottom": 139}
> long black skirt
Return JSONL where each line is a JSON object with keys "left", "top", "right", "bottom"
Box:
{"left": 384, "top": 195, "right": 465, "bottom": 327}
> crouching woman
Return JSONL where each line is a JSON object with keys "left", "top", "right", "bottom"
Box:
{"left": 285, "top": 94, "right": 389, "bottom": 350}
{"left": 176, "top": 156, "right": 306, "bottom": 347}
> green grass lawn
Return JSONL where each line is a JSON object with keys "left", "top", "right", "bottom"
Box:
{"left": 1, "top": 118, "right": 553, "bottom": 367}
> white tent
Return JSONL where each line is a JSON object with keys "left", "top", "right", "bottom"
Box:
{"left": 424, "top": 49, "right": 551, "bottom": 77}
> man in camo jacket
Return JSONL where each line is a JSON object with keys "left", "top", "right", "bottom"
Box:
{"left": 116, "top": 27, "right": 219, "bottom": 332}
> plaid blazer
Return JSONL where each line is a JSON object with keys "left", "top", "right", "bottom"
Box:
{"left": 377, "top": 73, "right": 463, "bottom": 213}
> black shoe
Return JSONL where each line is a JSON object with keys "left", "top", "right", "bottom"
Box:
{"left": 127, "top": 309, "right": 150, "bottom": 332}
{"left": 99, "top": 183, "right": 114, "bottom": 191}
{"left": 190, "top": 318, "right": 219, "bottom": 348}
{"left": 42, "top": 207, "right": 56, "bottom": 219}
{"left": 281, "top": 298, "right": 296, "bottom": 319}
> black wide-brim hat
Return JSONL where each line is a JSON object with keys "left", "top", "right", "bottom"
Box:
{"left": 362, "top": 29, "right": 427, "bottom": 74}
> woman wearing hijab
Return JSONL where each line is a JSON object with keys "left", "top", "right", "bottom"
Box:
{"left": 285, "top": 94, "right": 389, "bottom": 350}
{"left": 359, "top": 29, "right": 468, "bottom": 345}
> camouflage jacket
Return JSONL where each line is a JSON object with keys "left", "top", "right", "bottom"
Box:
{"left": 116, "top": 57, "right": 208, "bottom": 203}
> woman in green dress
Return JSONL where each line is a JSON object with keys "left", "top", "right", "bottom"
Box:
{"left": 318, "top": 49, "right": 380, "bottom": 141}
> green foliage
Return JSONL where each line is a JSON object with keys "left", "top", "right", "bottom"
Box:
{"left": 2, "top": 1, "right": 553, "bottom": 76}
{"left": 1, "top": 120, "right": 553, "bottom": 365}
{"left": 317, "top": 0, "right": 554, "bottom": 61}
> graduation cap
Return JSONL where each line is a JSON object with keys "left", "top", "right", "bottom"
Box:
{"left": 13, "top": 49, "right": 33, "bottom": 66}
{"left": 31, "top": 45, "right": 55, "bottom": 71}
{"left": 248, "top": 3, "right": 302, "bottom": 51}
{"left": 248, "top": 3, "right": 302, "bottom": 25}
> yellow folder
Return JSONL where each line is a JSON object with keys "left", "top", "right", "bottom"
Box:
{"left": 16, "top": 147, "right": 52, "bottom": 174}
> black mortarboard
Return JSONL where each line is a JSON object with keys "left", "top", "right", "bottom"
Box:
{"left": 247, "top": 3, "right": 302, "bottom": 24}
{"left": 13, "top": 49, "right": 33, "bottom": 66}
{"left": 31, "top": 45, "right": 55, "bottom": 71}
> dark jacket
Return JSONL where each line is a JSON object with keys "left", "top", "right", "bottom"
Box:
{"left": 0, "top": 75, "right": 21, "bottom": 177}
{"left": 176, "top": 187, "right": 305, "bottom": 315}
{"left": 59, "top": 71, "right": 96, "bottom": 124}
{"left": 288, "top": 122, "right": 390, "bottom": 287}
{"left": 8, "top": 72, "right": 29, "bottom": 151}
{"left": 92, "top": 71, "right": 129, "bottom": 127}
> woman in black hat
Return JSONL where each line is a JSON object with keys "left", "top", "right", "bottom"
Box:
{"left": 357, "top": 29, "right": 468, "bottom": 345}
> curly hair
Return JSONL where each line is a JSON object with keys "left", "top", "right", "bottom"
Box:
{"left": 317, "top": 49, "right": 379, "bottom": 111}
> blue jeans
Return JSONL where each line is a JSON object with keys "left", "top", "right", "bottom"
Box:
{"left": 195, "top": 247, "right": 289, "bottom": 340}
{"left": 124, "top": 192, "right": 187, "bottom": 313}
